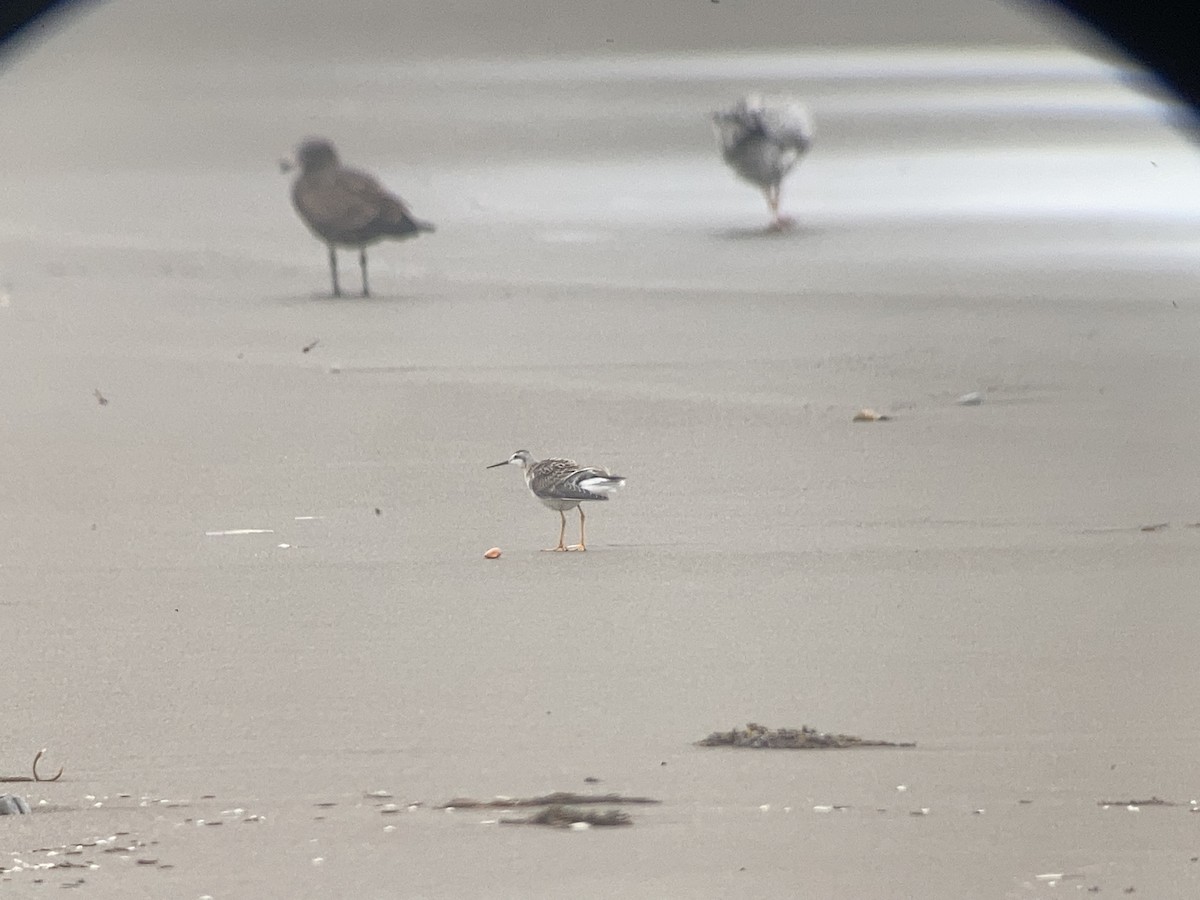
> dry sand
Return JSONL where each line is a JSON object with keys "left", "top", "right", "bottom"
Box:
{"left": 3, "top": 1, "right": 1200, "bottom": 897}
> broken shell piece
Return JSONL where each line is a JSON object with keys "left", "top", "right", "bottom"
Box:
{"left": 0, "top": 794, "right": 31, "bottom": 815}
{"left": 484, "top": 547, "right": 502, "bottom": 559}
{"left": 852, "top": 408, "right": 891, "bottom": 422}
{"left": 957, "top": 391, "right": 985, "bottom": 406}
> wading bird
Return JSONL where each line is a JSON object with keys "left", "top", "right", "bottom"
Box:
{"left": 487, "top": 450, "right": 626, "bottom": 551}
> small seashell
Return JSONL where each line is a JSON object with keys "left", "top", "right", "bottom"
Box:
{"left": 957, "top": 391, "right": 984, "bottom": 406}
{"left": 484, "top": 547, "right": 501, "bottom": 559}
{"left": 852, "top": 408, "right": 891, "bottom": 422}
{"left": 569, "top": 821, "right": 591, "bottom": 831}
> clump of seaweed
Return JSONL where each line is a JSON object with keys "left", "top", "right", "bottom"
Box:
{"left": 500, "top": 804, "right": 631, "bottom": 828}
{"left": 437, "top": 792, "right": 659, "bottom": 809}
{"left": 696, "top": 722, "right": 915, "bottom": 750}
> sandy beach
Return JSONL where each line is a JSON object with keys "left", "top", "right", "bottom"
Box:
{"left": 3, "top": 1, "right": 1200, "bottom": 897}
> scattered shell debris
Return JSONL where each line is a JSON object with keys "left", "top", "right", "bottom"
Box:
{"left": 695, "top": 723, "right": 916, "bottom": 750}
{"left": 483, "top": 547, "right": 502, "bottom": 559}
{"left": 439, "top": 792, "right": 656, "bottom": 829}
{"left": 0, "top": 794, "right": 31, "bottom": 815}
{"left": 204, "top": 529, "right": 274, "bottom": 537}
{"left": 852, "top": 408, "right": 891, "bottom": 422}
{"left": 957, "top": 391, "right": 985, "bottom": 405}
{"left": 499, "top": 805, "right": 631, "bottom": 828}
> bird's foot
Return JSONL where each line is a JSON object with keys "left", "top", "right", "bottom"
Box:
{"left": 541, "top": 546, "right": 569, "bottom": 552}
{"left": 566, "top": 544, "right": 587, "bottom": 552}
{"left": 766, "top": 216, "right": 796, "bottom": 233}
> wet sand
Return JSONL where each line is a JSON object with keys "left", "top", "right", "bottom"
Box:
{"left": 3, "top": 1, "right": 1200, "bottom": 897}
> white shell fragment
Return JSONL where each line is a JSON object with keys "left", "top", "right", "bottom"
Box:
{"left": 852, "top": 408, "right": 892, "bottom": 422}
{"left": 957, "top": 391, "right": 985, "bottom": 406}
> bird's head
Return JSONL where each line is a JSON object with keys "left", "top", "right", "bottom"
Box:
{"left": 294, "top": 138, "right": 339, "bottom": 174}
{"left": 487, "top": 450, "right": 534, "bottom": 470}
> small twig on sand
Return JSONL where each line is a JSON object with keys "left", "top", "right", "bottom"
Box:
{"left": 500, "top": 805, "right": 632, "bottom": 827}
{"left": 438, "top": 792, "right": 660, "bottom": 809}
{"left": 0, "top": 749, "right": 63, "bottom": 783}
{"left": 1098, "top": 797, "right": 1176, "bottom": 807}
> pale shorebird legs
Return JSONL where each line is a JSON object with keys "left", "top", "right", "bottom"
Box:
{"left": 487, "top": 450, "right": 626, "bottom": 551}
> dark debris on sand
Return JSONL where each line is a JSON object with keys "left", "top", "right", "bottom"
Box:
{"left": 1097, "top": 796, "right": 1178, "bottom": 807}
{"left": 696, "top": 722, "right": 916, "bottom": 750}
{"left": 500, "top": 805, "right": 632, "bottom": 828}
{"left": 438, "top": 791, "right": 660, "bottom": 809}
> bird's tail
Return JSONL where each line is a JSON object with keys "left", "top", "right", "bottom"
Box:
{"left": 580, "top": 475, "right": 625, "bottom": 496}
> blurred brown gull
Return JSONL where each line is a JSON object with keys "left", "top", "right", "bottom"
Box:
{"left": 712, "top": 95, "right": 814, "bottom": 230}
{"left": 288, "top": 138, "right": 434, "bottom": 297}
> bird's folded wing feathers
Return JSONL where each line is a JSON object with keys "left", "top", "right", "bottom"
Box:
{"left": 293, "top": 168, "right": 414, "bottom": 234}
{"left": 756, "top": 104, "right": 814, "bottom": 148}
{"left": 531, "top": 461, "right": 625, "bottom": 500}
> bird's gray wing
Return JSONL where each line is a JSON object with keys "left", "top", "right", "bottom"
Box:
{"left": 756, "top": 103, "right": 814, "bottom": 151}
{"left": 527, "top": 458, "right": 577, "bottom": 495}
{"left": 293, "top": 168, "right": 416, "bottom": 239}
{"left": 530, "top": 458, "right": 624, "bottom": 501}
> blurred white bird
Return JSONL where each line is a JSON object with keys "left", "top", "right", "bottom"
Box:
{"left": 713, "top": 94, "right": 814, "bottom": 230}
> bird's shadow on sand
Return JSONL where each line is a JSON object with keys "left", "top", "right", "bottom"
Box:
{"left": 714, "top": 223, "right": 822, "bottom": 241}
{"left": 271, "top": 290, "right": 436, "bottom": 308}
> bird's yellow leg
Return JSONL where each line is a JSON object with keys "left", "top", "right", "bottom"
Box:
{"left": 542, "top": 510, "right": 568, "bottom": 551}
{"left": 568, "top": 506, "right": 587, "bottom": 551}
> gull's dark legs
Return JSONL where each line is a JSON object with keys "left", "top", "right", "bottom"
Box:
{"left": 359, "top": 247, "right": 370, "bottom": 297}
{"left": 542, "top": 510, "right": 568, "bottom": 552}
{"left": 328, "top": 245, "right": 341, "bottom": 297}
